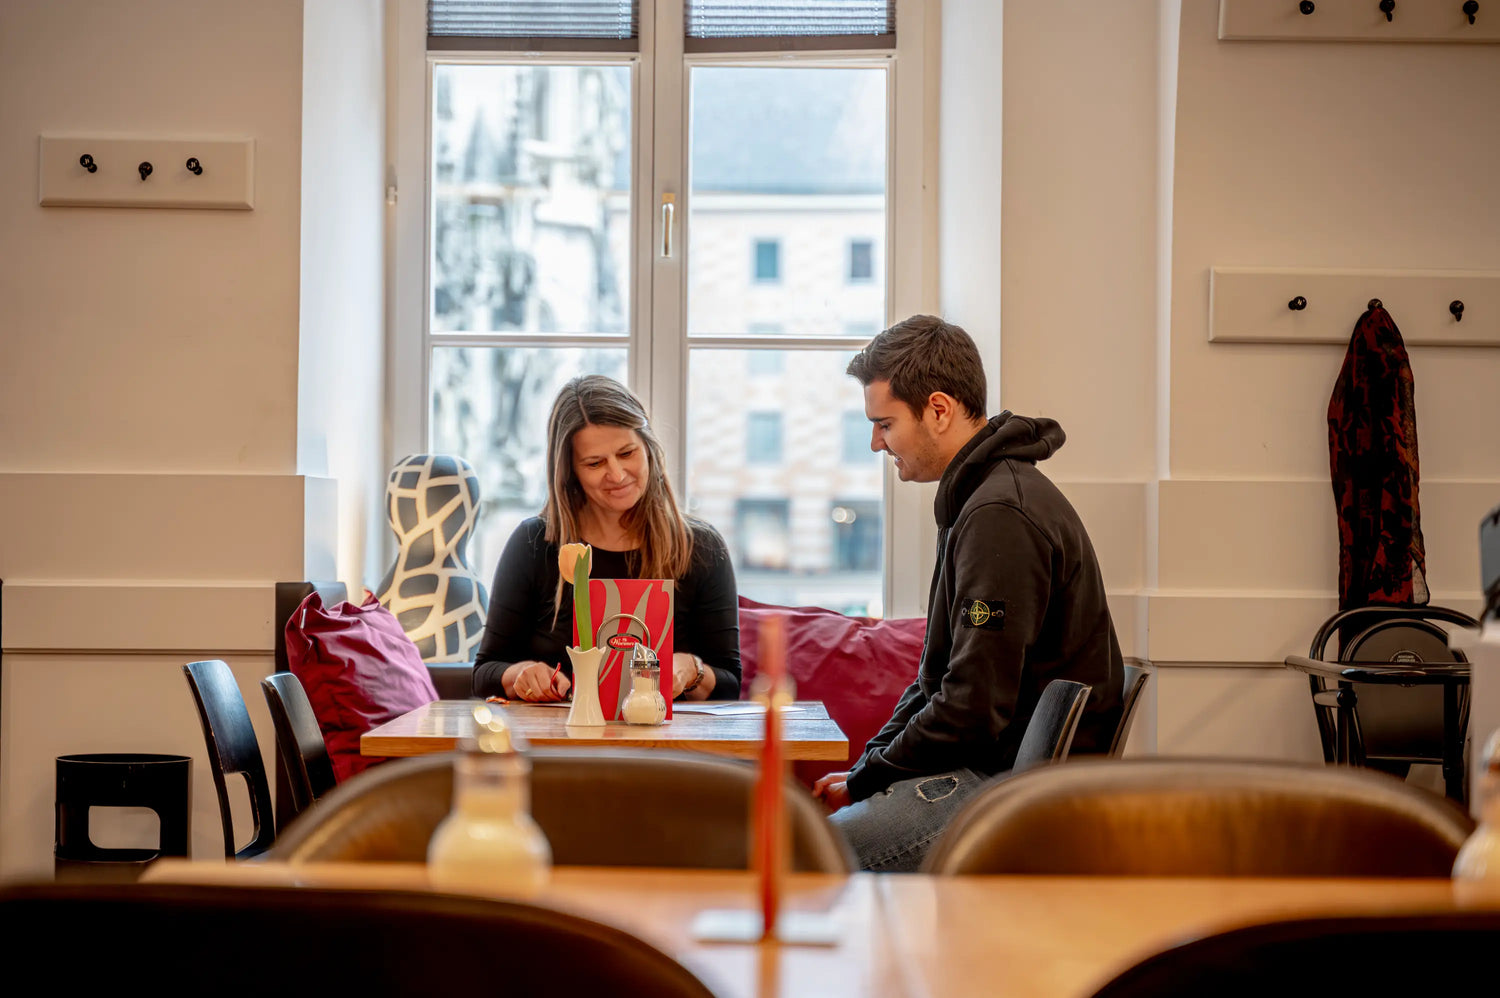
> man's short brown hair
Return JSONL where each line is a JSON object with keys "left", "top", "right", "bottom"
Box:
{"left": 845, "top": 314, "right": 987, "bottom": 420}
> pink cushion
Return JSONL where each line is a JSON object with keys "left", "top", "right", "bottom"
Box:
{"left": 284, "top": 590, "right": 439, "bottom": 782}
{"left": 737, "top": 596, "right": 924, "bottom": 788}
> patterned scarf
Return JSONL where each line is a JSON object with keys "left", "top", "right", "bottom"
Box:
{"left": 1327, "top": 303, "right": 1427, "bottom": 610}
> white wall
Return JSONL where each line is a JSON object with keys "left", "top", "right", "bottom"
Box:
{"left": 988, "top": 0, "right": 1500, "bottom": 761}
{"left": 0, "top": 0, "right": 351, "bottom": 876}
{"left": 299, "top": 0, "right": 389, "bottom": 592}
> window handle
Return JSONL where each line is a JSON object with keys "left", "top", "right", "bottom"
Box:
{"left": 661, "top": 193, "right": 675, "bottom": 258}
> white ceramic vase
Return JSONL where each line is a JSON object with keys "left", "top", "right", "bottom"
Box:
{"left": 565, "top": 645, "right": 607, "bottom": 728}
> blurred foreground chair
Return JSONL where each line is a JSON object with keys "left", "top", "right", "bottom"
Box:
{"left": 0, "top": 882, "right": 713, "bottom": 996}
{"left": 182, "top": 659, "right": 275, "bottom": 859}
{"left": 1110, "top": 664, "right": 1149, "bottom": 756}
{"left": 260, "top": 672, "right": 336, "bottom": 827}
{"left": 271, "top": 748, "right": 855, "bottom": 872}
{"left": 921, "top": 758, "right": 1473, "bottom": 876}
{"left": 1012, "top": 680, "right": 1092, "bottom": 772}
{"left": 1089, "top": 911, "right": 1500, "bottom": 997}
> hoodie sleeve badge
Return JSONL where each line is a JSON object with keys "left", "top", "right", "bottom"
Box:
{"left": 960, "top": 598, "right": 1006, "bottom": 630}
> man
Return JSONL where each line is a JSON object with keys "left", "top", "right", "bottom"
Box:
{"left": 814, "top": 315, "right": 1123, "bottom": 871}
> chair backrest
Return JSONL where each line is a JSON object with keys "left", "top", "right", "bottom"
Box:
{"left": 1305, "top": 605, "right": 1474, "bottom": 764}
{"left": 1109, "top": 664, "right": 1149, "bottom": 756}
{"left": 260, "top": 672, "right": 337, "bottom": 823}
{"left": 271, "top": 748, "right": 856, "bottom": 873}
{"left": 920, "top": 758, "right": 1473, "bottom": 876}
{"left": 182, "top": 659, "right": 275, "bottom": 859}
{"left": 0, "top": 882, "right": 714, "bottom": 997}
{"left": 1089, "top": 911, "right": 1500, "bottom": 997}
{"left": 1012, "top": 680, "right": 1091, "bottom": 772}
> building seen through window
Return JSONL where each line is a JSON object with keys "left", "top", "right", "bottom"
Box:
{"left": 428, "top": 63, "right": 888, "bottom": 617}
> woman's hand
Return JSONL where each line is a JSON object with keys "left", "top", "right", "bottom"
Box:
{"left": 505, "top": 660, "right": 571, "bottom": 702}
{"left": 671, "top": 652, "right": 716, "bottom": 700}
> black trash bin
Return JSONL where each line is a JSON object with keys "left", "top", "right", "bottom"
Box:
{"left": 54, "top": 753, "right": 191, "bottom": 882}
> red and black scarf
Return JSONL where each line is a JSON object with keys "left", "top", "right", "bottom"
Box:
{"left": 1327, "top": 303, "right": 1427, "bottom": 610}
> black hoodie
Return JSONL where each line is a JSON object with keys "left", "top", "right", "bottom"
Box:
{"left": 846, "top": 412, "right": 1124, "bottom": 802}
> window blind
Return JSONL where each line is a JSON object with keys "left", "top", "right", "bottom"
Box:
{"left": 427, "top": 1, "right": 639, "bottom": 51}
{"left": 685, "top": 0, "right": 895, "bottom": 49}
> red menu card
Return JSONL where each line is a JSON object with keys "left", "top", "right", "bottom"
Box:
{"left": 573, "top": 578, "right": 675, "bottom": 721}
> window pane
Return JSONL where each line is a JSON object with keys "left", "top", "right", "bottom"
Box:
{"left": 842, "top": 410, "right": 873, "bottom": 463}
{"left": 687, "top": 67, "right": 887, "bottom": 338}
{"left": 753, "top": 239, "right": 780, "bottom": 282}
{"left": 687, "top": 349, "right": 883, "bottom": 617}
{"left": 746, "top": 411, "right": 783, "bottom": 463}
{"left": 431, "top": 64, "right": 631, "bottom": 335}
{"left": 848, "top": 239, "right": 874, "bottom": 282}
{"left": 429, "top": 346, "right": 627, "bottom": 582}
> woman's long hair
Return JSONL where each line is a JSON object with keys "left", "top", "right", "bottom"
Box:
{"left": 541, "top": 375, "right": 694, "bottom": 613}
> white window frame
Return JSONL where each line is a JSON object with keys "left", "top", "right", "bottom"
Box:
{"left": 389, "top": 0, "right": 944, "bottom": 617}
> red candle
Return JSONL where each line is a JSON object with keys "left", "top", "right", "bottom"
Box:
{"left": 754, "top": 614, "right": 787, "bottom": 940}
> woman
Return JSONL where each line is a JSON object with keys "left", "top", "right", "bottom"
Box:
{"left": 472, "top": 375, "right": 742, "bottom": 703}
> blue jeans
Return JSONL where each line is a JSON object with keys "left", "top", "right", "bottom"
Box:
{"left": 829, "top": 768, "right": 991, "bottom": 872}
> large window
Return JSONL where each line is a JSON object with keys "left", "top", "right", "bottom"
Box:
{"left": 399, "top": 0, "right": 930, "bottom": 617}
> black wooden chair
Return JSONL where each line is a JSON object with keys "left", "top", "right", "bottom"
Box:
{"left": 0, "top": 881, "right": 715, "bottom": 996}
{"left": 1301, "top": 605, "right": 1474, "bottom": 795}
{"left": 182, "top": 659, "right": 275, "bottom": 859}
{"left": 270, "top": 748, "right": 855, "bottom": 873}
{"left": 260, "top": 671, "right": 336, "bottom": 826}
{"left": 1109, "top": 664, "right": 1149, "bottom": 756}
{"left": 1012, "top": 679, "right": 1092, "bottom": 772}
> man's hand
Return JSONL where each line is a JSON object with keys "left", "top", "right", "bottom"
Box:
{"left": 812, "top": 771, "right": 852, "bottom": 812}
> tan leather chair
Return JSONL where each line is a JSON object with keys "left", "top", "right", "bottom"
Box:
{"left": 271, "top": 748, "right": 855, "bottom": 873}
{"left": 921, "top": 758, "right": 1474, "bottom": 876}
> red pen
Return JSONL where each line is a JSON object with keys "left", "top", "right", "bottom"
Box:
{"left": 548, "top": 663, "right": 562, "bottom": 697}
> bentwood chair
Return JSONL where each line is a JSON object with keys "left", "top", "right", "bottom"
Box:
{"left": 921, "top": 758, "right": 1472, "bottom": 876}
{"left": 1011, "top": 680, "right": 1092, "bottom": 772}
{"left": 271, "top": 748, "right": 856, "bottom": 872}
{"left": 1089, "top": 911, "right": 1500, "bottom": 997}
{"left": 0, "top": 882, "right": 715, "bottom": 997}
{"left": 260, "top": 672, "right": 337, "bottom": 826}
{"left": 182, "top": 659, "right": 276, "bottom": 859}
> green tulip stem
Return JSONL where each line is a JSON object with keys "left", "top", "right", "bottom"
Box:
{"left": 574, "top": 548, "right": 592, "bottom": 651}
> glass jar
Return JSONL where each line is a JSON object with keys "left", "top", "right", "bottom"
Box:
{"left": 620, "top": 648, "right": 667, "bottom": 725}
{"left": 427, "top": 704, "right": 552, "bottom": 897}
{"left": 1454, "top": 728, "right": 1500, "bottom": 903}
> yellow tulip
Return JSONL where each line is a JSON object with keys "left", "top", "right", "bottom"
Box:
{"left": 558, "top": 542, "right": 592, "bottom": 585}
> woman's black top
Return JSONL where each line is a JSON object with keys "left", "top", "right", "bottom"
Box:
{"left": 471, "top": 516, "right": 742, "bottom": 699}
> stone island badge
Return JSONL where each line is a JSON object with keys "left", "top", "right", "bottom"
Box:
{"left": 960, "top": 598, "right": 1005, "bottom": 629}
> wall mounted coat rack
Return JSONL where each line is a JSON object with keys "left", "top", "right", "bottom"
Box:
{"left": 1211, "top": 268, "right": 1500, "bottom": 346}
{"left": 39, "top": 136, "right": 254, "bottom": 210}
{"left": 1221, "top": 0, "right": 1500, "bottom": 42}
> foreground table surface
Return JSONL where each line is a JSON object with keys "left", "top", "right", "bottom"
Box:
{"left": 361, "top": 699, "right": 849, "bottom": 761}
{"left": 143, "top": 860, "right": 1478, "bottom": 998}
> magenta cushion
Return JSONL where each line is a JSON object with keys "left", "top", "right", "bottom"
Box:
{"left": 737, "top": 596, "right": 924, "bottom": 787}
{"left": 284, "top": 590, "right": 439, "bottom": 782}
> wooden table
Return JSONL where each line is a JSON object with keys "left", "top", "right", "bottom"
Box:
{"left": 361, "top": 699, "right": 849, "bottom": 761}
{"left": 142, "top": 861, "right": 1483, "bottom": 998}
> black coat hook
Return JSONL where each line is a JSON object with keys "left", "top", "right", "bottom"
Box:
{"left": 186, "top": 157, "right": 203, "bottom": 176}
{"left": 1465, "top": 1, "right": 1479, "bottom": 24}
{"left": 138, "top": 161, "right": 153, "bottom": 181}
{"left": 1451, "top": 300, "right": 1465, "bottom": 322}
{"left": 1367, "top": 298, "right": 1383, "bottom": 310}
{"left": 79, "top": 153, "right": 97, "bottom": 174}
{"left": 1380, "top": 0, "right": 1395, "bottom": 20}
{"left": 1300, "top": 0, "right": 1315, "bottom": 13}
{"left": 1289, "top": 296, "right": 1308, "bottom": 311}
